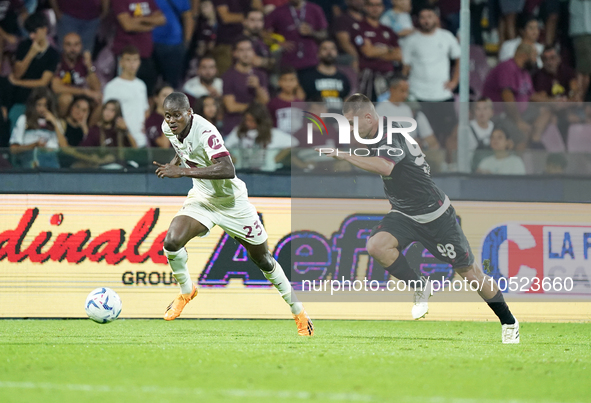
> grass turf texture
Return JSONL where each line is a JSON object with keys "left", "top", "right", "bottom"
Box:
{"left": 0, "top": 320, "right": 590, "bottom": 403}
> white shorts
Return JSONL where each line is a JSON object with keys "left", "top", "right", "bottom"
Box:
{"left": 174, "top": 189, "right": 268, "bottom": 245}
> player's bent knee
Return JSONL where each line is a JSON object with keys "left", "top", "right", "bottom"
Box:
{"left": 250, "top": 250, "right": 274, "bottom": 272}
{"left": 163, "top": 233, "right": 185, "bottom": 252}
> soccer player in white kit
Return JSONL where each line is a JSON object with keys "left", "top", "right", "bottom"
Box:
{"left": 153, "top": 92, "right": 313, "bottom": 336}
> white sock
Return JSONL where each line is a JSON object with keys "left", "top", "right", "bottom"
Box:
{"left": 263, "top": 259, "right": 303, "bottom": 315}
{"left": 163, "top": 247, "right": 193, "bottom": 294}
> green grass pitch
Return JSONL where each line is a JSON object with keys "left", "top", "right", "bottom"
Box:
{"left": 1, "top": 319, "right": 590, "bottom": 403}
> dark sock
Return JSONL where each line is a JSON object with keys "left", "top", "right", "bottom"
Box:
{"left": 484, "top": 291, "right": 516, "bottom": 325}
{"left": 384, "top": 254, "right": 421, "bottom": 288}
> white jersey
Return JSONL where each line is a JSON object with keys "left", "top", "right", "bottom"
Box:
{"left": 162, "top": 114, "right": 247, "bottom": 203}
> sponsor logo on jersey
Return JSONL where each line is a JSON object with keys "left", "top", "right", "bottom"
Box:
{"left": 208, "top": 134, "right": 222, "bottom": 150}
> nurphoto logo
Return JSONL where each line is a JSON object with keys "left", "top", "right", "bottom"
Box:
{"left": 305, "top": 112, "right": 419, "bottom": 157}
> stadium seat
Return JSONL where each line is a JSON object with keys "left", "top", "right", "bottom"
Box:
{"left": 567, "top": 124, "right": 591, "bottom": 153}
{"left": 541, "top": 123, "right": 566, "bottom": 152}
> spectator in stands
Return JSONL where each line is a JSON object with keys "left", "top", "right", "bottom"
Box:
{"left": 82, "top": 100, "right": 137, "bottom": 148}
{"left": 0, "top": 78, "right": 10, "bottom": 148}
{"left": 402, "top": 6, "right": 459, "bottom": 142}
{"left": 476, "top": 127, "right": 526, "bottom": 175}
{"left": 222, "top": 37, "right": 269, "bottom": 135}
{"left": 497, "top": 0, "right": 526, "bottom": 43}
{"left": 545, "top": 153, "right": 567, "bottom": 175}
{"left": 8, "top": 12, "right": 59, "bottom": 132}
{"left": 145, "top": 83, "right": 173, "bottom": 148}
{"left": 224, "top": 102, "right": 296, "bottom": 171}
{"left": 60, "top": 95, "right": 90, "bottom": 147}
{"left": 194, "top": 0, "right": 217, "bottom": 59}
{"left": 570, "top": 0, "right": 591, "bottom": 102}
{"left": 437, "top": 0, "right": 461, "bottom": 35}
{"left": 9, "top": 87, "right": 67, "bottom": 168}
{"left": 103, "top": 46, "right": 149, "bottom": 147}
{"left": 183, "top": 55, "right": 223, "bottom": 100}
{"left": 213, "top": 0, "right": 258, "bottom": 76}
{"left": 309, "top": 0, "right": 341, "bottom": 26}
{"left": 49, "top": 0, "right": 109, "bottom": 54}
{"left": 195, "top": 95, "right": 220, "bottom": 126}
{"left": 262, "top": 0, "right": 288, "bottom": 15}
{"left": 447, "top": 97, "right": 495, "bottom": 171}
{"left": 376, "top": 76, "right": 439, "bottom": 150}
{"left": 153, "top": 0, "right": 194, "bottom": 89}
{"left": 403, "top": 7, "right": 460, "bottom": 103}
{"left": 243, "top": 9, "right": 273, "bottom": 71}
{"left": 354, "top": 0, "right": 401, "bottom": 101}
{"left": 379, "top": 0, "right": 414, "bottom": 48}
{"left": 112, "top": 0, "right": 166, "bottom": 96}
{"left": 533, "top": 46, "right": 579, "bottom": 101}
{"left": 267, "top": 67, "right": 303, "bottom": 133}
{"left": 52, "top": 32, "right": 102, "bottom": 118}
{"left": 265, "top": 0, "right": 328, "bottom": 71}
{"left": 332, "top": 0, "right": 364, "bottom": 71}
{"left": 299, "top": 39, "right": 351, "bottom": 112}
{"left": 498, "top": 15, "right": 544, "bottom": 68}
{"left": 481, "top": 43, "right": 548, "bottom": 149}
{"left": 541, "top": 0, "right": 560, "bottom": 47}
{"left": 0, "top": 0, "right": 28, "bottom": 67}
{"left": 57, "top": 95, "right": 103, "bottom": 167}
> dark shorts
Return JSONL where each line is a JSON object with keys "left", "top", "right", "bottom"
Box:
{"left": 370, "top": 206, "right": 475, "bottom": 269}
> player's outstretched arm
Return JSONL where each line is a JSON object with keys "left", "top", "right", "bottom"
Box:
{"left": 316, "top": 149, "right": 394, "bottom": 176}
{"left": 153, "top": 156, "right": 235, "bottom": 179}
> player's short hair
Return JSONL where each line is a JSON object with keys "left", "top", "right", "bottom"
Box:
{"left": 163, "top": 92, "right": 191, "bottom": 110}
{"left": 121, "top": 45, "right": 140, "bottom": 57}
{"left": 278, "top": 66, "right": 297, "bottom": 77}
{"left": 24, "top": 12, "right": 48, "bottom": 33}
{"left": 232, "top": 36, "right": 252, "bottom": 51}
{"left": 343, "top": 93, "right": 374, "bottom": 116}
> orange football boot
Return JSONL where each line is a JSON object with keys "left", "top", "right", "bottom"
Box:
{"left": 164, "top": 283, "right": 198, "bottom": 320}
{"left": 293, "top": 310, "right": 314, "bottom": 336}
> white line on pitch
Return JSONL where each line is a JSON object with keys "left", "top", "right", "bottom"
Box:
{"left": 0, "top": 381, "right": 581, "bottom": 403}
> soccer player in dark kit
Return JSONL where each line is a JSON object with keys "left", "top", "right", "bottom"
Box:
{"left": 317, "top": 94, "right": 519, "bottom": 343}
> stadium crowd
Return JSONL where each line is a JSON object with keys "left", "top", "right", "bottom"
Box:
{"left": 0, "top": 0, "right": 590, "bottom": 174}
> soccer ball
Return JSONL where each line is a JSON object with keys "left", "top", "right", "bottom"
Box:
{"left": 85, "top": 287, "right": 122, "bottom": 323}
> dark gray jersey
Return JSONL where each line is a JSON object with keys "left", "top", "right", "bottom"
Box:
{"left": 367, "top": 120, "right": 447, "bottom": 217}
